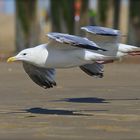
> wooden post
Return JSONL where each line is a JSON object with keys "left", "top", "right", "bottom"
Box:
{"left": 15, "top": 0, "right": 39, "bottom": 52}
{"left": 119, "top": 0, "right": 129, "bottom": 43}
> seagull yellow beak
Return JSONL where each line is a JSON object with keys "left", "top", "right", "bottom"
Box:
{"left": 7, "top": 57, "right": 17, "bottom": 63}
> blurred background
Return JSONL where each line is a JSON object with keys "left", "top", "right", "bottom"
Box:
{"left": 0, "top": 0, "right": 140, "bottom": 58}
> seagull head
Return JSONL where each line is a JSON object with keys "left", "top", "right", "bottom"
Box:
{"left": 7, "top": 48, "right": 34, "bottom": 62}
{"left": 7, "top": 44, "right": 48, "bottom": 67}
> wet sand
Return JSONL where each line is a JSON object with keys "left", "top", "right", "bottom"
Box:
{"left": 0, "top": 62, "right": 140, "bottom": 140}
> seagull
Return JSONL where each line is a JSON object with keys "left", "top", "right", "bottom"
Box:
{"left": 81, "top": 26, "right": 140, "bottom": 63}
{"left": 7, "top": 33, "right": 114, "bottom": 89}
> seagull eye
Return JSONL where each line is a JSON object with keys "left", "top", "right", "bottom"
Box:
{"left": 22, "top": 53, "right": 27, "bottom": 56}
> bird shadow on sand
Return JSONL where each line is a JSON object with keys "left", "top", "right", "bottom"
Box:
{"left": 55, "top": 97, "right": 109, "bottom": 103}
{"left": 25, "top": 107, "right": 94, "bottom": 116}
{"left": 0, "top": 108, "right": 95, "bottom": 116}
{"left": 25, "top": 97, "right": 109, "bottom": 116}
{"left": 55, "top": 97, "right": 140, "bottom": 104}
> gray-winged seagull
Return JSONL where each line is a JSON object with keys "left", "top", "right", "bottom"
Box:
{"left": 7, "top": 32, "right": 116, "bottom": 89}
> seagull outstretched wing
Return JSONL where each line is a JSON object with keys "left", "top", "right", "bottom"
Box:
{"left": 80, "top": 62, "right": 104, "bottom": 78}
{"left": 23, "top": 62, "right": 56, "bottom": 89}
{"left": 47, "top": 32, "right": 107, "bottom": 51}
{"left": 81, "top": 26, "right": 120, "bottom": 56}
{"left": 81, "top": 26, "right": 120, "bottom": 36}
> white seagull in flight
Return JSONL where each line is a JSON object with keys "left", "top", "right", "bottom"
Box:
{"left": 7, "top": 33, "right": 114, "bottom": 89}
{"left": 7, "top": 26, "right": 140, "bottom": 89}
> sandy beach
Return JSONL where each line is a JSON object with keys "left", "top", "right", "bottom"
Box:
{"left": 0, "top": 62, "right": 139, "bottom": 140}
